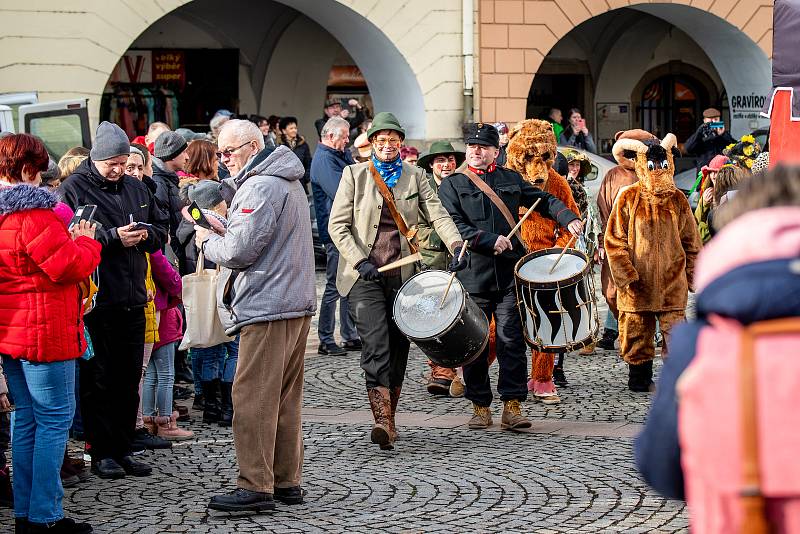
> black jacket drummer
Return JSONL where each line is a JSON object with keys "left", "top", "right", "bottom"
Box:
{"left": 437, "top": 164, "right": 578, "bottom": 294}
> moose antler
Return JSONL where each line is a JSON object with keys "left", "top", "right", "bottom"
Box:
{"left": 660, "top": 133, "right": 677, "bottom": 151}
{"left": 612, "top": 138, "right": 648, "bottom": 162}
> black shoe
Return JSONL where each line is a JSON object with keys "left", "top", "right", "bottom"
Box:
{"left": 173, "top": 386, "right": 193, "bottom": 401}
{"left": 90, "top": 458, "right": 125, "bottom": 480}
{"left": 208, "top": 488, "right": 276, "bottom": 512}
{"left": 342, "top": 339, "right": 362, "bottom": 352}
{"left": 274, "top": 486, "right": 305, "bottom": 505}
{"left": 14, "top": 517, "right": 26, "bottom": 534}
{"left": 131, "top": 427, "right": 172, "bottom": 451}
{"left": 628, "top": 360, "right": 654, "bottom": 392}
{"left": 596, "top": 328, "right": 618, "bottom": 350}
{"left": 553, "top": 367, "right": 568, "bottom": 387}
{"left": 317, "top": 343, "right": 347, "bottom": 356}
{"left": 115, "top": 456, "right": 152, "bottom": 477}
{"left": 26, "top": 517, "right": 92, "bottom": 533}
{"left": 219, "top": 382, "right": 233, "bottom": 427}
{"left": 426, "top": 379, "right": 452, "bottom": 396}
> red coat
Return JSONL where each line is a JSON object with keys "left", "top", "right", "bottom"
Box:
{"left": 0, "top": 185, "right": 102, "bottom": 362}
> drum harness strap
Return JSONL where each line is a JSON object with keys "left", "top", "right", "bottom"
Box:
{"left": 369, "top": 162, "right": 419, "bottom": 254}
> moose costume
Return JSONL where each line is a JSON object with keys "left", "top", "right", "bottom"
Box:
{"left": 505, "top": 119, "right": 580, "bottom": 402}
{"left": 604, "top": 133, "right": 702, "bottom": 391}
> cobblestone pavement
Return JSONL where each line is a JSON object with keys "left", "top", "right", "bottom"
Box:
{"left": 0, "top": 272, "right": 688, "bottom": 533}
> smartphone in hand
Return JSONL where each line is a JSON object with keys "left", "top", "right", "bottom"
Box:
{"left": 69, "top": 205, "right": 97, "bottom": 230}
{"left": 130, "top": 222, "right": 152, "bottom": 232}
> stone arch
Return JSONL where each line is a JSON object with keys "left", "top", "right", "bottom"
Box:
{"left": 479, "top": 0, "right": 773, "bottom": 134}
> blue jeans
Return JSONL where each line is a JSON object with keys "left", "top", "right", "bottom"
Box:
{"left": 142, "top": 342, "right": 176, "bottom": 417}
{"left": 604, "top": 309, "right": 619, "bottom": 332}
{"left": 3, "top": 356, "right": 75, "bottom": 523}
{"left": 191, "top": 349, "right": 203, "bottom": 397}
{"left": 318, "top": 243, "right": 358, "bottom": 345}
{"left": 192, "top": 337, "right": 239, "bottom": 383}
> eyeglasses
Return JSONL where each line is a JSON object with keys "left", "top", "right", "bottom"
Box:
{"left": 373, "top": 137, "right": 401, "bottom": 147}
{"left": 216, "top": 141, "right": 252, "bottom": 159}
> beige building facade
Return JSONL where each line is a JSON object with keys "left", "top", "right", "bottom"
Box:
{"left": 0, "top": 0, "right": 773, "bottom": 148}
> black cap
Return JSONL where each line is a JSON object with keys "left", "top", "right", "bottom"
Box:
{"left": 464, "top": 122, "right": 500, "bottom": 148}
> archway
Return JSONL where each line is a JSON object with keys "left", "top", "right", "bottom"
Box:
{"left": 99, "top": 0, "right": 427, "bottom": 142}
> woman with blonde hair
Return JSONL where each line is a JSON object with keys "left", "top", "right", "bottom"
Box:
{"left": 57, "top": 146, "right": 89, "bottom": 181}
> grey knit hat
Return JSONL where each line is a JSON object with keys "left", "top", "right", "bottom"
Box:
{"left": 90, "top": 121, "right": 130, "bottom": 161}
{"left": 186, "top": 180, "right": 224, "bottom": 209}
{"left": 154, "top": 131, "right": 188, "bottom": 162}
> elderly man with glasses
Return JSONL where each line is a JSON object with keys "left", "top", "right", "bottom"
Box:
{"left": 329, "top": 112, "right": 464, "bottom": 451}
{"left": 195, "top": 119, "right": 316, "bottom": 513}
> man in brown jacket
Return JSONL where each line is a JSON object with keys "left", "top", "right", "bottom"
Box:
{"left": 328, "top": 112, "right": 464, "bottom": 450}
{"left": 604, "top": 133, "right": 701, "bottom": 392}
{"left": 596, "top": 129, "right": 657, "bottom": 349}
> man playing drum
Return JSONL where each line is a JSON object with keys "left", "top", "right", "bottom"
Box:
{"left": 416, "top": 140, "right": 467, "bottom": 398}
{"left": 328, "top": 113, "right": 465, "bottom": 450}
{"left": 438, "top": 123, "right": 582, "bottom": 431}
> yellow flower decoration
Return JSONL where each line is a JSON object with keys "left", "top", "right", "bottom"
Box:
{"left": 743, "top": 145, "right": 754, "bottom": 156}
{"left": 741, "top": 134, "right": 756, "bottom": 144}
{"left": 745, "top": 158, "right": 753, "bottom": 168}
{"left": 725, "top": 143, "right": 736, "bottom": 152}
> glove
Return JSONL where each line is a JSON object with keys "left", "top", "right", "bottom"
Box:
{"left": 356, "top": 261, "right": 382, "bottom": 281}
{"left": 448, "top": 245, "right": 469, "bottom": 272}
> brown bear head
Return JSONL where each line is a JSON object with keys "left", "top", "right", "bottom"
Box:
{"left": 506, "top": 119, "right": 558, "bottom": 189}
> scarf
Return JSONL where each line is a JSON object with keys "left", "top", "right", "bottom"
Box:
{"left": 468, "top": 162, "right": 496, "bottom": 175}
{"left": 371, "top": 155, "right": 403, "bottom": 188}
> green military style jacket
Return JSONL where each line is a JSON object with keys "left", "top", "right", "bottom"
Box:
{"left": 416, "top": 173, "right": 451, "bottom": 270}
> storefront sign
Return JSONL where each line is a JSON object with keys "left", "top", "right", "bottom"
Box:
{"left": 730, "top": 93, "right": 768, "bottom": 120}
{"left": 109, "top": 50, "right": 153, "bottom": 84}
{"left": 153, "top": 51, "right": 186, "bottom": 89}
{"left": 595, "top": 103, "right": 630, "bottom": 154}
{"left": 328, "top": 65, "right": 366, "bottom": 88}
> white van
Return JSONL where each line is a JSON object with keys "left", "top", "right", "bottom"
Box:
{"left": 0, "top": 93, "right": 91, "bottom": 160}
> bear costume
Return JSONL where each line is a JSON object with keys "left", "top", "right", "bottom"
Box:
{"left": 506, "top": 119, "right": 580, "bottom": 402}
{"left": 604, "top": 133, "right": 702, "bottom": 391}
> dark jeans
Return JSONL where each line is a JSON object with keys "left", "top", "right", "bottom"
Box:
{"left": 463, "top": 288, "right": 528, "bottom": 406}
{"left": 319, "top": 243, "right": 358, "bottom": 345}
{"left": 81, "top": 307, "right": 145, "bottom": 461}
{"left": 0, "top": 410, "right": 9, "bottom": 470}
{"left": 348, "top": 277, "right": 409, "bottom": 389}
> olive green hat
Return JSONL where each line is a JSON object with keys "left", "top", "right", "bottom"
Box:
{"left": 563, "top": 149, "right": 591, "bottom": 178}
{"left": 417, "top": 140, "right": 466, "bottom": 171}
{"left": 367, "top": 112, "right": 405, "bottom": 140}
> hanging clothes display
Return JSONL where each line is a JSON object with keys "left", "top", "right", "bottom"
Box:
{"left": 101, "top": 85, "right": 180, "bottom": 138}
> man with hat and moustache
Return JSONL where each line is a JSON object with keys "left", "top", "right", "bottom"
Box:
{"left": 684, "top": 107, "right": 735, "bottom": 173}
{"left": 314, "top": 98, "right": 365, "bottom": 140}
{"left": 437, "top": 123, "right": 582, "bottom": 431}
{"left": 416, "top": 141, "right": 467, "bottom": 397}
{"left": 328, "top": 112, "right": 465, "bottom": 450}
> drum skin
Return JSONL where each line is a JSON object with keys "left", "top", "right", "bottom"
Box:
{"left": 514, "top": 248, "right": 600, "bottom": 353}
{"left": 393, "top": 271, "right": 489, "bottom": 368}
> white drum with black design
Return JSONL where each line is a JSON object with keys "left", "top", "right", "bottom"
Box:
{"left": 393, "top": 270, "right": 489, "bottom": 368}
{"left": 514, "top": 248, "right": 600, "bottom": 352}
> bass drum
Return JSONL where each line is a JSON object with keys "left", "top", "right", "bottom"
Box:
{"left": 393, "top": 270, "right": 489, "bottom": 368}
{"left": 514, "top": 248, "right": 600, "bottom": 353}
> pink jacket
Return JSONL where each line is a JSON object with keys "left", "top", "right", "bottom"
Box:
{"left": 677, "top": 207, "right": 800, "bottom": 533}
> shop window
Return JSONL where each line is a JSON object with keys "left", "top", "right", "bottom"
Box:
{"left": 639, "top": 75, "right": 708, "bottom": 144}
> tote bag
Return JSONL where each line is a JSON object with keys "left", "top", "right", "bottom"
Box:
{"left": 179, "top": 252, "right": 233, "bottom": 350}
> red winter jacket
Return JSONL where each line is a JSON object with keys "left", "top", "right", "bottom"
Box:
{"left": 0, "top": 184, "right": 102, "bottom": 362}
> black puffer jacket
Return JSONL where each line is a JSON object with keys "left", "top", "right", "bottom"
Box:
{"left": 151, "top": 158, "right": 186, "bottom": 266}
{"left": 59, "top": 159, "right": 169, "bottom": 309}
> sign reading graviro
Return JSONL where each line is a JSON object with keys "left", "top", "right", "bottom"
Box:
{"left": 730, "top": 93, "right": 768, "bottom": 120}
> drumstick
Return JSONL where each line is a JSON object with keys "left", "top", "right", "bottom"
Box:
{"left": 377, "top": 252, "right": 422, "bottom": 273}
{"left": 506, "top": 199, "right": 541, "bottom": 240}
{"left": 548, "top": 234, "right": 577, "bottom": 274}
{"left": 439, "top": 241, "right": 469, "bottom": 309}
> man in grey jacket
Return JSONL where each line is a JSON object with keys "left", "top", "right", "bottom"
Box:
{"left": 195, "top": 119, "right": 316, "bottom": 513}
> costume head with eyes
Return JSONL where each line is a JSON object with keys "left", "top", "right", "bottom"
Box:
{"left": 506, "top": 119, "right": 558, "bottom": 189}
{"left": 612, "top": 133, "right": 679, "bottom": 195}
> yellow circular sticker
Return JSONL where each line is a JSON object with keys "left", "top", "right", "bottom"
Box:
{"left": 191, "top": 208, "right": 201, "bottom": 220}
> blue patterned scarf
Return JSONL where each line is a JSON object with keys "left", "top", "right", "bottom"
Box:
{"left": 371, "top": 155, "right": 403, "bottom": 189}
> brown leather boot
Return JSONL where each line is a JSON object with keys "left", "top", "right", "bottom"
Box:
{"left": 388, "top": 386, "right": 401, "bottom": 441}
{"left": 501, "top": 399, "right": 532, "bottom": 431}
{"left": 468, "top": 404, "right": 493, "bottom": 429}
{"left": 367, "top": 387, "right": 394, "bottom": 450}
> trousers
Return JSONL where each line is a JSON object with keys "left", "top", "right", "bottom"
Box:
{"left": 233, "top": 317, "right": 310, "bottom": 493}
{"left": 348, "top": 277, "right": 410, "bottom": 389}
{"left": 463, "top": 288, "right": 528, "bottom": 407}
{"left": 618, "top": 310, "right": 684, "bottom": 364}
{"left": 318, "top": 243, "right": 358, "bottom": 345}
